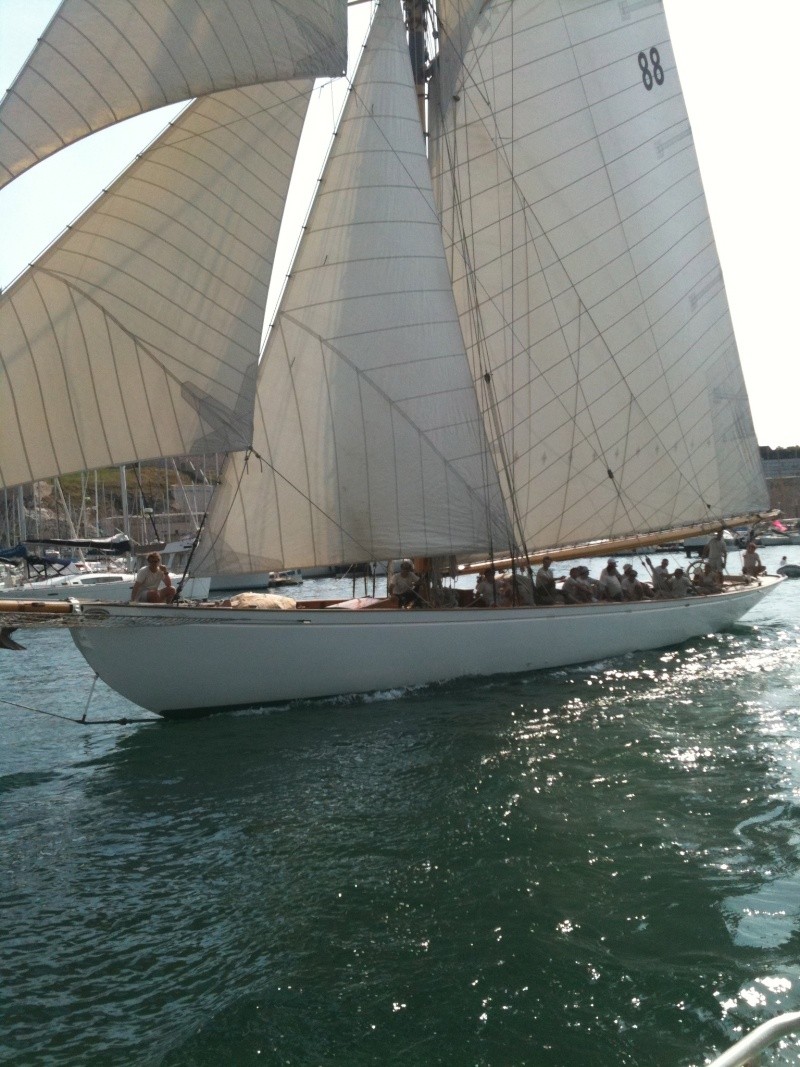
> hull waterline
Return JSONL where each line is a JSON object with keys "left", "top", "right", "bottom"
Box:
{"left": 69, "top": 578, "right": 783, "bottom": 717}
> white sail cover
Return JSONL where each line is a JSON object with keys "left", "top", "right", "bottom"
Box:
{"left": 0, "top": 0, "right": 346, "bottom": 189}
{"left": 429, "top": 0, "right": 767, "bottom": 550}
{"left": 0, "top": 81, "right": 313, "bottom": 490}
{"left": 197, "top": 0, "right": 509, "bottom": 575}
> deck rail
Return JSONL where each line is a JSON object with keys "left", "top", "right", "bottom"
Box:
{"left": 707, "top": 1011, "right": 800, "bottom": 1066}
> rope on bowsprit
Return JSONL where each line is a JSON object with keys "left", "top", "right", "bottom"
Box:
{"left": 0, "top": 673, "right": 160, "bottom": 726}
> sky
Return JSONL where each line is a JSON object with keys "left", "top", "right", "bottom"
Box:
{"left": 0, "top": 0, "right": 797, "bottom": 448}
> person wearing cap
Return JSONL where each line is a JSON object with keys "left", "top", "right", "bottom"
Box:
{"left": 388, "top": 560, "right": 421, "bottom": 607}
{"left": 562, "top": 566, "right": 592, "bottom": 603}
{"left": 598, "top": 559, "right": 623, "bottom": 601}
{"left": 575, "top": 566, "right": 597, "bottom": 601}
{"left": 670, "top": 567, "right": 694, "bottom": 597}
{"left": 620, "top": 566, "right": 647, "bottom": 600}
{"left": 131, "top": 551, "right": 176, "bottom": 604}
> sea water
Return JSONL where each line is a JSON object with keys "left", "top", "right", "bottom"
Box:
{"left": 1, "top": 545, "right": 799, "bottom": 1065}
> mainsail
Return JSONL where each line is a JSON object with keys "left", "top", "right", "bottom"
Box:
{"left": 429, "top": 0, "right": 767, "bottom": 552}
{"left": 0, "top": 82, "right": 313, "bottom": 490}
{"left": 0, "top": 0, "right": 347, "bottom": 189}
{"left": 196, "top": 1, "right": 510, "bottom": 576}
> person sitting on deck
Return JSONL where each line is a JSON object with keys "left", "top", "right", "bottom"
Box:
{"left": 670, "top": 567, "right": 694, "bottom": 597}
{"left": 598, "top": 559, "right": 623, "bottom": 601}
{"left": 131, "top": 552, "right": 176, "bottom": 604}
{"left": 534, "top": 557, "right": 560, "bottom": 604}
{"left": 475, "top": 567, "right": 499, "bottom": 605}
{"left": 693, "top": 562, "right": 723, "bottom": 594}
{"left": 388, "top": 560, "right": 422, "bottom": 607}
{"left": 651, "top": 558, "right": 672, "bottom": 597}
{"left": 741, "top": 542, "right": 767, "bottom": 577}
{"left": 495, "top": 573, "right": 515, "bottom": 607}
{"left": 505, "top": 569, "right": 535, "bottom": 606}
{"left": 561, "top": 567, "right": 584, "bottom": 604}
{"left": 620, "top": 566, "right": 648, "bottom": 600}
{"left": 574, "top": 566, "right": 597, "bottom": 601}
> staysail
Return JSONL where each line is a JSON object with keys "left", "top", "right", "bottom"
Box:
{"left": 0, "top": 0, "right": 347, "bottom": 189}
{"left": 429, "top": 0, "right": 767, "bottom": 552}
{"left": 0, "top": 82, "right": 313, "bottom": 491}
{"left": 196, "top": 1, "right": 510, "bottom": 576}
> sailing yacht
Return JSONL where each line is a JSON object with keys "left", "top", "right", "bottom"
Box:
{"left": 0, "top": 0, "right": 782, "bottom": 716}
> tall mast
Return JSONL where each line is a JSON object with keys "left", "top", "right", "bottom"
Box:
{"left": 404, "top": 0, "right": 430, "bottom": 131}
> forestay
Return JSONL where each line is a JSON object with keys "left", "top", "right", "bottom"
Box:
{"left": 196, "top": 1, "right": 510, "bottom": 577}
{"left": 429, "top": 0, "right": 767, "bottom": 552}
{"left": 0, "top": 0, "right": 347, "bottom": 188}
{"left": 0, "top": 83, "right": 313, "bottom": 490}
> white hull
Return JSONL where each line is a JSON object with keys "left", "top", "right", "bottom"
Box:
{"left": 207, "top": 570, "right": 302, "bottom": 592}
{"left": 0, "top": 572, "right": 135, "bottom": 602}
{"left": 208, "top": 571, "right": 269, "bottom": 592}
{"left": 69, "top": 578, "right": 783, "bottom": 717}
{"left": 0, "top": 572, "right": 210, "bottom": 603}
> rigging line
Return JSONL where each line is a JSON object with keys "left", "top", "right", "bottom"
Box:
{"left": 190, "top": 449, "right": 253, "bottom": 567}
{"left": 558, "top": 6, "right": 710, "bottom": 514}
{"left": 251, "top": 353, "right": 299, "bottom": 567}
{"left": 441, "top": 14, "right": 516, "bottom": 525}
{"left": 440, "top": 139, "right": 518, "bottom": 558}
{"left": 482, "top": 370, "right": 534, "bottom": 573}
{"left": 439, "top": 126, "right": 506, "bottom": 558}
{"left": 0, "top": 696, "right": 157, "bottom": 726}
{"left": 246, "top": 447, "right": 378, "bottom": 562}
{"left": 559, "top": 299, "right": 584, "bottom": 546}
{"left": 323, "top": 3, "right": 518, "bottom": 556}
{"left": 435, "top": 76, "right": 526, "bottom": 559}
{"left": 32, "top": 268, "right": 253, "bottom": 397}
{"left": 428, "top": 105, "right": 512, "bottom": 558}
{"left": 443, "top": 78, "right": 528, "bottom": 556}
{"left": 131, "top": 464, "right": 162, "bottom": 543}
{"left": 260, "top": 22, "right": 376, "bottom": 355}
{"left": 434, "top": 7, "right": 720, "bottom": 517}
{"left": 173, "top": 512, "right": 208, "bottom": 599}
{"left": 435, "top": 10, "right": 678, "bottom": 488}
{"left": 277, "top": 310, "right": 501, "bottom": 516}
{"left": 555, "top": 307, "right": 650, "bottom": 538}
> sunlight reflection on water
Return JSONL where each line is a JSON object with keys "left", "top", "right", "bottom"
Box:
{"left": 1, "top": 551, "right": 799, "bottom": 1064}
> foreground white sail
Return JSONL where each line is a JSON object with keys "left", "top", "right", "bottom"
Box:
{"left": 429, "top": 0, "right": 767, "bottom": 549}
{"left": 70, "top": 578, "right": 782, "bottom": 716}
{"left": 194, "top": 0, "right": 509, "bottom": 577}
{"left": 0, "top": 82, "right": 312, "bottom": 489}
{"left": 0, "top": 0, "right": 347, "bottom": 188}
